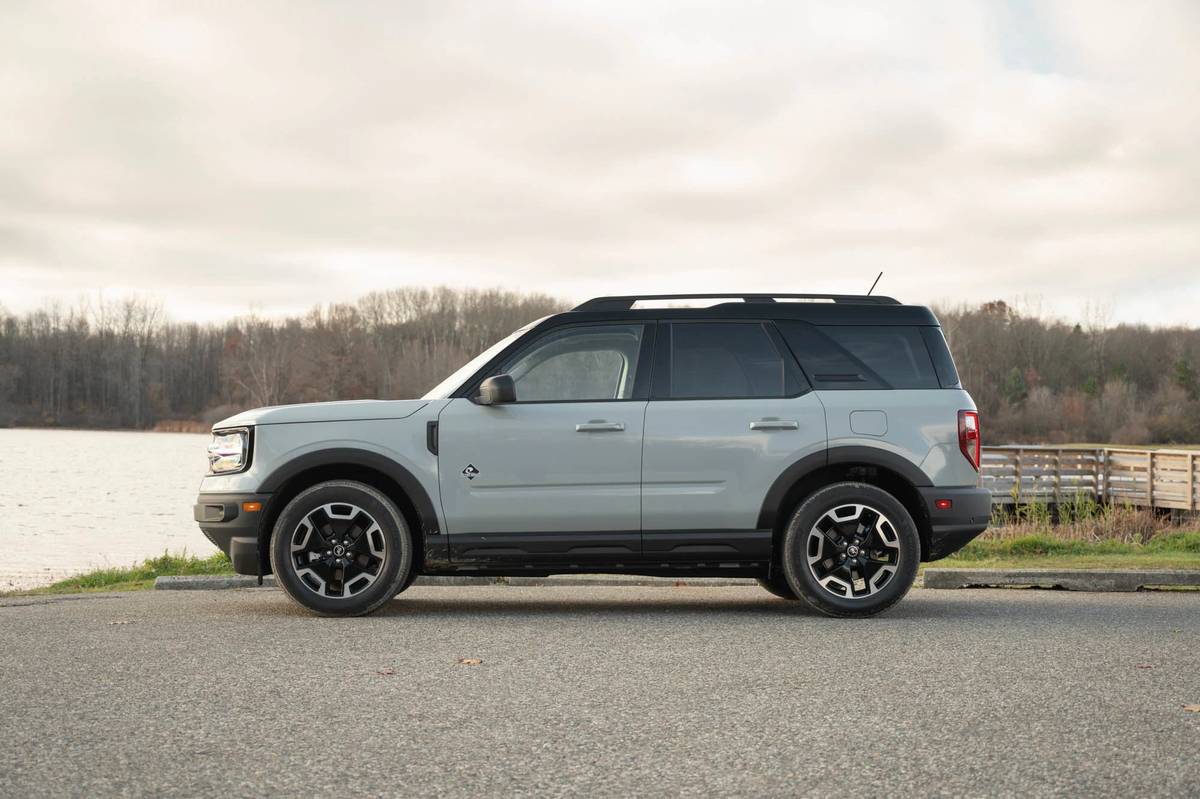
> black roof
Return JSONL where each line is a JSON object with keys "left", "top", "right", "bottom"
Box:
{"left": 563, "top": 293, "right": 939, "bottom": 326}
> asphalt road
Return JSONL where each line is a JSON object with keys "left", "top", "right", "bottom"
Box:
{"left": 1, "top": 586, "right": 1197, "bottom": 798}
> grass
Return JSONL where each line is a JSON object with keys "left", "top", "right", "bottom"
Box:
{"left": 3, "top": 552, "right": 235, "bottom": 597}
{"left": 929, "top": 531, "right": 1200, "bottom": 572}
{"left": 988, "top": 494, "right": 1191, "bottom": 544}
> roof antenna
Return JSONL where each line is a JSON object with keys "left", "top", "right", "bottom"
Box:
{"left": 866, "top": 271, "right": 883, "bottom": 296}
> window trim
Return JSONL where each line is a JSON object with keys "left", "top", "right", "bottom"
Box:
{"left": 465, "top": 321, "right": 656, "bottom": 405}
{"left": 650, "top": 319, "right": 812, "bottom": 402}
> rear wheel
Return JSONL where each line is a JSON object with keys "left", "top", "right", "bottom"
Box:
{"left": 270, "top": 480, "right": 413, "bottom": 617}
{"left": 781, "top": 482, "right": 920, "bottom": 618}
{"left": 756, "top": 573, "right": 799, "bottom": 600}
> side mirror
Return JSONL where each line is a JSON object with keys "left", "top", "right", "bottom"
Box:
{"left": 477, "top": 374, "right": 516, "bottom": 405}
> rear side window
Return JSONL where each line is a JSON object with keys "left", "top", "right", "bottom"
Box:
{"left": 778, "top": 322, "right": 939, "bottom": 390}
{"left": 669, "top": 322, "right": 795, "bottom": 399}
{"left": 920, "top": 327, "right": 961, "bottom": 388}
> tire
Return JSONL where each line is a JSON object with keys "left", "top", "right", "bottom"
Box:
{"left": 395, "top": 567, "right": 419, "bottom": 597}
{"left": 269, "top": 480, "right": 413, "bottom": 617}
{"left": 781, "top": 482, "right": 920, "bottom": 618}
{"left": 756, "top": 573, "right": 799, "bottom": 600}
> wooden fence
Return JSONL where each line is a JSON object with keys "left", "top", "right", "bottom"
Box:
{"left": 982, "top": 446, "right": 1200, "bottom": 512}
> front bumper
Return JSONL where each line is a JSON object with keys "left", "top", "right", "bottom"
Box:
{"left": 194, "top": 492, "right": 271, "bottom": 575}
{"left": 918, "top": 486, "right": 992, "bottom": 561}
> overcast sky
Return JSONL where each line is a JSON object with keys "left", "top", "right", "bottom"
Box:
{"left": 2, "top": 1, "right": 1198, "bottom": 325}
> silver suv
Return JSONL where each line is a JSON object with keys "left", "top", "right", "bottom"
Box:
{"left": 195, "top": 293, "right": 989, "bottom": 617}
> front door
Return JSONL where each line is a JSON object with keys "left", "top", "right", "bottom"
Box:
{"left": 437, "top": 322, "right": 653, "bottom": 565}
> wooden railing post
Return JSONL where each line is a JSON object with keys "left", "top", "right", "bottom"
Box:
{"left": 1102, "top": 449, "right": 1110, "bottom": 504}
{"left": 1053, "top": 449, "right": 1062, "bottom": 507}
{"left": 1014, "top": 448, "right": 1023, "bottom": 504}
{"left": 1189, "top": 452, "right": 1196, "bottom": 513}
{"left": 1147, "top": 451, "right": 1155, "bottom": 508}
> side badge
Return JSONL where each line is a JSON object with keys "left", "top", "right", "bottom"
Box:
{"left": 462, "top": 464, "right": 479, "bottom": 480}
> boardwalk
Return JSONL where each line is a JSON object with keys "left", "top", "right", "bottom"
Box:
{"left": 982, "top": 446, "right": 1200, "bottom": 512}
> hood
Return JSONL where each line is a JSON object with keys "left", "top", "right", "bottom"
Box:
{"left": 213, "top": 399, "right": 428, "bottom": 429}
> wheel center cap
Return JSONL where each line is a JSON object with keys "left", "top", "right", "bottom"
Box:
{"left": 333, "top": 545, "right": 346, "bottom": 557}
{"left": 846, "top": 545, "right": 860, "bottom": 557}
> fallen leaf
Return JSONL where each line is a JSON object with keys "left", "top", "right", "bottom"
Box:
{"left": 1135, "top": 664, "right": 1153, "bottom": 670}
{"left": 376, "top": 667, "right": 395, "bottom": 676}
{"left": 456, "top": 658, "right": 483, "bottom": 666}
{"left": 1184, "top": 704, "right": 1200, "bottom": 713}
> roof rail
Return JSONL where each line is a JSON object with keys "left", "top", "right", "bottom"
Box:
{"left": 571, "top": 293, "right": 901, "bottom": 312}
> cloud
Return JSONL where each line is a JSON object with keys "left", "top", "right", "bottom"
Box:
{"left": 1, "top": 0, "right": 1198, "bottom": 324}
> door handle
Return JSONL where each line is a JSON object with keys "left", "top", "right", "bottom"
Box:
{"left": 576, "top": 421, "right": 625, "bottom": 432}
{"left": 750, "top": 419, "right": 799, "bottom": 431}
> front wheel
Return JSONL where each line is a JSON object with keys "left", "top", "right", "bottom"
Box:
{"left": 781, "top": 482, "right": 920, "bottom": 618}
{"left": 269, "top": 480, "right": 413, "bottom": 616}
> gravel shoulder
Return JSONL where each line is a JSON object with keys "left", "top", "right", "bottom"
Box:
{"left": 1, "top": 586, "right": 1197, "bottom": 797}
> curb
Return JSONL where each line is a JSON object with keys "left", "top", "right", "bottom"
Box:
{"left": 922, "top": 569, "right": 1200, "bottom": 592}
{"left": 154, "top": 574, "right": 758, "bottom": 590}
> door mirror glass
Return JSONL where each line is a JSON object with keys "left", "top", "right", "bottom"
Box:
{"left": 477, "top": 374, "right": 517, "bottom": 405}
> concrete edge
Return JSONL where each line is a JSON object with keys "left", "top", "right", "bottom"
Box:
{"left": 153, "top": 574, "right": 759, "bottom": 590}
{"left": 922, "top": 568, "right": 1200, "bottom": 592}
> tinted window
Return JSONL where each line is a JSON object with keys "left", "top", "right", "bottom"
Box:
{"left": 920, "top": 327, "right": 961, "bottom": 388}
{"left": 778, "top": 322, "right": 938, "bottom": 389}
{"left": 670, "top": 322, "right": 788, "bottom": 399}
{"left": 501, "top": 324, "right": 644, "bottom": 402}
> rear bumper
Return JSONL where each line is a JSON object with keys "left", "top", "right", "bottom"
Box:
{"left": 918, "top": 486, "right": 992, "bottom": 561}
{"left": 194, "top": 492, "right": 271, "bottom": 575}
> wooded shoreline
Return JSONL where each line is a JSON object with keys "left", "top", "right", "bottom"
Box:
{"left": 2, "top": 290, "right": 1198, "bottom": 445}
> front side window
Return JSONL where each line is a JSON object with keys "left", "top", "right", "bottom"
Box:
{"left": 500, "top": 324, "right": 646, "bottom": 402}
{"left": 669, "top": 322, "right": 792, "bottom": 399}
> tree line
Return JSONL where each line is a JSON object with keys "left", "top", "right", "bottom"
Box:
{"left": 1, "top": 290, "right": 1198, "bottom": 444}
{"left": 938, "top": 300, "right": 1200, "bottom": 445}
{"left": 0, "top": 288, "right": 564, "bottom": 430}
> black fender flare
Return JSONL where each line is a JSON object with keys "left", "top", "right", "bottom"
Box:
{"left": 756, "top": 446, "right": 931, "bottom": 530}
{"left": 257, "top": 447, "right": 441, "bottom": 536}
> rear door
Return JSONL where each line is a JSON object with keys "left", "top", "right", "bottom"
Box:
{"left": 437, "top": 322, "right": 654, "bottom": 564}
{"left": 640, "top": 320, "right": 827, "bottom": 560}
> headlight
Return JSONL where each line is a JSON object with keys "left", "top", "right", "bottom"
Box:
{"left": 207, "top": 427, "right": 251, "bottom": 474}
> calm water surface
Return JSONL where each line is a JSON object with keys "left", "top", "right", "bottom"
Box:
{"left": 0, "top": 428, "right": 212, "bottom": 589}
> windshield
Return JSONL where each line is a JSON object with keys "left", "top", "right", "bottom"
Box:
{"left": 421, "top": 317, "right": 549, "bottom": 399}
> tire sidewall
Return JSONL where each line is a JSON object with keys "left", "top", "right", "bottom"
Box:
{"left": 781, "top": 482, "right": 920, "bottom": 617}
{"left": 756, "top": 574, "right": 799, "bottom": 600}
{"left": 270, "top": 480, "right": 412, "bottom": 616}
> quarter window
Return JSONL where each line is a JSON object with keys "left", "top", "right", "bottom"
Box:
{"left": 778, "top": 322, "right": 939, "bottom": 390}
{"left": 500, "top": 324, "right": 645, "bottom": 402}
{"left": 669, "top": 322, "right": 790, "bottom": 399}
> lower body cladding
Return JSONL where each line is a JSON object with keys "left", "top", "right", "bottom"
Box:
{"left": 194, "top": 493, "right": 272, "bottom": 575}
{"left": 194, "top": 487, "right": 991, "bottom": 577}
{"left": 918, "top": 486, "right": 992, "bottom": 560}
{"left": 441, "top": 529, "right": 774, "bottom": 577}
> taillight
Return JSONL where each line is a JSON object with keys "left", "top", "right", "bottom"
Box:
{"left": 958, "top": 410, "right": 980, "bottom": 471}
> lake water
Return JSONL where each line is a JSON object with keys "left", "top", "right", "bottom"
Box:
{"left": 0, "top": 428, "right": 213, "bottom": 590}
